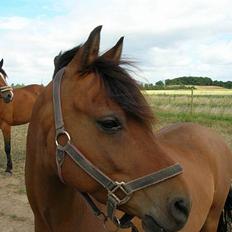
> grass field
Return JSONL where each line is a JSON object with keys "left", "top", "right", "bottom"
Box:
{"left": 0, "top": 89, "right": 231, "bottom": 231}
{"left": 145, "top": 89, "right": 232, "bottom": 148}
{"left": 144, "top": 86, "right": 232, "bottom": 96}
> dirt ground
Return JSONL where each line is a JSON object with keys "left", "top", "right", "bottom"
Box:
{"left": 0, "top": 125, "right": 33, "bottom": 232}
{"left": 0, "top": 171, "right": 33, "bottom": 232}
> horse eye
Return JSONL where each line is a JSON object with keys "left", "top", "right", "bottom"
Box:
{"left": 97, "top": 117, "right": 122, "bottom": 133}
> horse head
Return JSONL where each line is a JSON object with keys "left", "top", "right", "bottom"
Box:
{"left": 51, "top": 26, "right": 191, "bottom": 232}
{"left": 0, "top": 59, "right": 13, "bottom": 103}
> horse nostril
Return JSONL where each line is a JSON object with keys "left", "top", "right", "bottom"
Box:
{"left": 169, "top": 197, "right": 190, "bottom": 226}
{"left": 7, "top": 94, "right": 11, "bottom": 98}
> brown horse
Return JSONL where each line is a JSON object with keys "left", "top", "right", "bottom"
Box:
{"left": 0, "top": 59, "right": 45, "bottom": 173}
{"left": 0, "top": 59, "right": 13, "bottom": 103}
{"left": 25, "top": 26, "right": 232, "bottom": 232}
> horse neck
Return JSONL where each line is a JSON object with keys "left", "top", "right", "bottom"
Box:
{"left": 26, "top": 83, "right": 105, "bottom": 231}
{"left": 33, "top": 163, "right": 92, "bottom": 230}
{"left": 0, "top": 100, "right": 12, "bottom": 124}
{"left": 32, "top": 150, "right": 105, "bottom": 231}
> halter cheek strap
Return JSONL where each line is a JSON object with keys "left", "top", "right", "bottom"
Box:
{"left": 52, "top": 67, "right": 183, "bottom": 231}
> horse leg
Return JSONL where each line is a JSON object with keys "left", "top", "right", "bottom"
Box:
{"left": 1, "top": 123, "right": 12, "bottom": 173}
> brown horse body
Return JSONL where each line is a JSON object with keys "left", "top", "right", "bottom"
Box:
{"left": 157, "top": 123, "right": 232, "bottom": 231}
{"left": 25, "top": 27, "right": 232, "bottom": 232}
{"left": 0, "top": 84, "right": 44, "bottom": 125}
{"left": 0, "top": 83, "right": 44, "bottom": 172}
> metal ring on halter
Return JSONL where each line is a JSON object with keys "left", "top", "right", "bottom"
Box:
{"left": 55, "top": 130, "right": 71, "bottom": 151}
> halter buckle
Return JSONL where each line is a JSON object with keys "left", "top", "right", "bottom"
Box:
{"left": 55, "top": 129, "right": 71, "bottom": 151}
{"left": 108, "top": 182, "right": 131, "bottom": 205}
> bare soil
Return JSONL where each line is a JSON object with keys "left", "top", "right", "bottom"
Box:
{"left": 0, "top": 171, "right": 33, "bottom": 232}
{"left": 0, "top": 125, "right": 33, "bottom": 232}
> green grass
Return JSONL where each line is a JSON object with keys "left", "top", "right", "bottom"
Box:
{"left": 146, "top": 92, "right": 232, "bottom": 148}
{"left": 146, "top": 94, "right": 232, "bottom": 118}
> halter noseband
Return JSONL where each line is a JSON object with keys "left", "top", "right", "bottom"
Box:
{"left": 53, "top": 68, "right": 183, "bottom": 231}
{"left": 0, "top": 73, "right": 13, "bottom": 95}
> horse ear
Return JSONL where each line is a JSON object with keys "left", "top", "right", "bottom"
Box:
{"left": 101, "top": 37, "right": 124, "bottom": 64}
{"left": 54, "top": 52, "right": 62, "bottom": 66}
{"left": 82, "top": 25, "right": 102, "bottom": 66}
{"left": 68, "top": 26, "right": 102, "bottom": 72}
{"left": 0, "top": 59, "right": 3, "bottom": 68}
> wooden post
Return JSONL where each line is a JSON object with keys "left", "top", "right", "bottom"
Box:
{"left": 190, "top": 87, "right": 194, "bottom": 116}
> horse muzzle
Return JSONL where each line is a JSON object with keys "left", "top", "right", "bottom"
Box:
{"left": 142, "top": 196, "right": 190, "bottom": 232}
{"left": 1, "top": 87, "right": 14, "bottom": 103}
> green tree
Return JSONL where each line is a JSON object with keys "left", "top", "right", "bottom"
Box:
{"left": 155, "top": 81, "right": 164, "bottom": 86}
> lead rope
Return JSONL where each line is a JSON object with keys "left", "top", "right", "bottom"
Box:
{"left": 80, "top": 192, "right": 138, "bottom": 232}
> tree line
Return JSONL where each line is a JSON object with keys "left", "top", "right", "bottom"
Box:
{"left": 139, "top": 76, "right": 232, "bottom": 90}
{"left": 10, "top": 76, "right": 232, "bottom": 90}
{"left": 11, "top": 83, "right": 25, "bottom": 88}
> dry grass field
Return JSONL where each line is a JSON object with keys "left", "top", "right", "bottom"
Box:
{"left": 0, "top": 90, "right": 231, "bottom": 231}
{"left": 145, "top": 88, "right": 232, "bottom": 148}
{"left": 144, "top": 86, "right": 232, "bottom": 96}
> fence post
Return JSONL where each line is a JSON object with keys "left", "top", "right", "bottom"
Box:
{"left": 190, "top": 87, "right": 194, "bottom": 116}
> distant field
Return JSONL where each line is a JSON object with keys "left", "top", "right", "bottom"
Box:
{"left": 144, "top": 88, "right": 232, "bottom": 96}
{"left": 194, "top": 85, "right": 227, "bottom": 90}
{"left": 145, "top": 89, "right": 232, "bottom": 148}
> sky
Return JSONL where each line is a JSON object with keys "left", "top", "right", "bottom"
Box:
{"left": 0, "top": 0, "right": 232, "bottom": 85}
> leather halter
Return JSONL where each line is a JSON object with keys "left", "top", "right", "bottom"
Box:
{"left": 0, "top": 72, "right": 13, "bottom": 95}
{"left": 53, "top": 67, "right": 183, "bottom": 231}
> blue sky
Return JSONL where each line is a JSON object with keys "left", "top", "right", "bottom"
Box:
{"left": 0, "top": 0, "right": 232, "bottom": 85}
{"left": 0, "top": 0, "right": 67, "bottom": 18}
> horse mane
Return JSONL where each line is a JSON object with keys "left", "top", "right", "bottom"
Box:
{"left": 53, "top": 46, "right": 81, "bottom": 78}
{"left": 54, "top": 46, "right": 155, "bottom": 127}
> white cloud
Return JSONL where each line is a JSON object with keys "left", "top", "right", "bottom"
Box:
{"left": 0, "top": 17, "right": 30, "bottom": 30}
{"left": 198, "top": 41, "right": 232, "bottom": 65}
{"left": 0, "top": 0, "right": 232, "bottom": 85}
